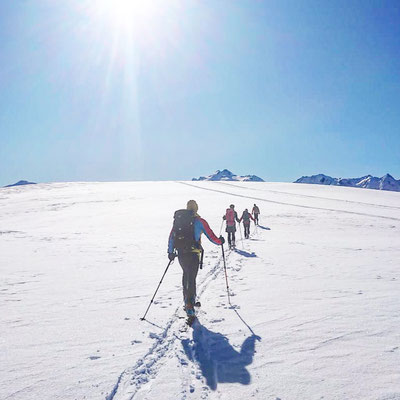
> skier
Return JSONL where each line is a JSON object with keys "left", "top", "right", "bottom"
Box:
{"left": 223, "top": 204, "right": 240, "bottom": 249}
{"left": 239, "top": 208, "right": 254, "bottom": 239}
{"left": 252, "top": 203, "right": 260, "bottom": 225}
{"left": 168, "top": 200, "right": 224, "bottom": 319}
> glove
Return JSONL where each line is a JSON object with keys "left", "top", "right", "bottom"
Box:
{"left": 219, "top": 236, "right": 225, "bottom": 245}
{"left": 168, "top": 253, "right": 176, "bottom": 261}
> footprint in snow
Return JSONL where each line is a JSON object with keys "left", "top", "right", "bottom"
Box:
{"left": 149, "top": 332, "right": 161, "bottom": 340}
{"left": 210, "top": 318, "right": 225, "bottom": 323}
{"left": 89, "top": 356, "right": 101, "bottom": 360}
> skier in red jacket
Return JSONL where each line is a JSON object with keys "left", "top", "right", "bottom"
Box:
{"left": 223, "top": 204, "right": 240, "bottom": 249}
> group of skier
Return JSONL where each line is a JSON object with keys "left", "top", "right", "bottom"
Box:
{"left": 165, "top": 200, "right": 261, "bottom": 322}
{"left": 223, "top": 203, "right": 260, "bottom": 247}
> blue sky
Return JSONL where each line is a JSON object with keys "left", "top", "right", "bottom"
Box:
{"left": 1, "top": 0, "right": 399, "bottom": 186}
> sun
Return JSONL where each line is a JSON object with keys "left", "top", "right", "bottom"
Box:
{"left": 90, "top": 0, "right": 162, "bottom": 32}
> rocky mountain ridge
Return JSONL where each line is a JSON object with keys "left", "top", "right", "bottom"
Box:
{"left": 294, "top": 173, "right": 400, "bottom": 192}
{"left": 192, "top": 169, "right": 264, "bottom": 182}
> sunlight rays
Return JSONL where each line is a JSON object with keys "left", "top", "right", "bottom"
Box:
{"left": 76, "top": 0, "right": 180, "bottom": 176}
{"left": 69, "top": 0, "right": 188, "bottom": 177}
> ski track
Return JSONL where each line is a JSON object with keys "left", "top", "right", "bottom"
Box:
{"left": 107, "top": 247, "right": 237, "bottom": 400}
{"left": 215, "top": 181, "right": 400, "bottom": 210}
{"left": 107, "top": 224, "right": 254, "bottom": 400}
{"left": 178, "top": 181, "right": 400, "bottom": 221}
{"left": 3, "top": 182, "right": 399, "bottom": 400}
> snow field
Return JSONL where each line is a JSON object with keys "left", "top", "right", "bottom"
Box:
{"left": 1, "top": 181, "right": 399, "bottom": 400}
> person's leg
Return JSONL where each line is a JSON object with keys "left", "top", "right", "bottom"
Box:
{"left": 227, "top": 231, "right": 232, "bottom": 246}
{"left": 178, "top": 252, "right": 200, "bottom": 310}
{"left": 232, "top": 231, "right": 236, "bottom": 246}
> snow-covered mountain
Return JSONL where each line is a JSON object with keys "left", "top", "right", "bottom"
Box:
{"left": 192, "top": 169, "right": 264, "bottom": 182}
{"left": 295, "top": 173, "right": 400, "bottom": 192}
{"left": 4, "top": 180, "right": 36, "bottom": 188}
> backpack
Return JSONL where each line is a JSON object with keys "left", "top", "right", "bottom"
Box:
{"left": 242, "top": 211, "right": 250, "bottom": 221}
{"left": 226, "top": 208, "right": 235, "bottom": 226}
{"left": 172, "top": 209, "right": 197, "bottom": 250}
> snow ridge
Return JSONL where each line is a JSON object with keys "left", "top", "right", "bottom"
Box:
{"left": 294, "top": 173, "right": 400, "bottom": 192}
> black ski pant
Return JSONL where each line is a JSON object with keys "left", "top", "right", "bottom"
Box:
{"left": 254, "top": 213, "right": 259, "bottom": 225}
{"left": 178, "top": 251, "right": 200, "bottom": 309}
{"left": 243, "top": 223, "right": 250, "bottom": 238}
{"left": 227, "top": 231, "right": 236, "bottom": 246}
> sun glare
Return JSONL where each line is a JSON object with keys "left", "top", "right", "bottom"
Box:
{"left": 92, "top": 0, "right": 162, "bottom": 32}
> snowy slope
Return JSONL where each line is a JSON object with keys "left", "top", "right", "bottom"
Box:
{"left": 1, "top": 181, "right": 400, "bottom": 400}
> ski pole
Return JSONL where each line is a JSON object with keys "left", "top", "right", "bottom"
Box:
{"left": 221, "top": 244, "right": 231, "bottom": 305}
{"left": 200, "top": 247, "right": 204, "bottom": 270}
{"left": 218, "top": 219, "right": 224, "bottom": 236}
{"left": 238, "top": 223, "right": 244, "bottom": 248}
{"left": 140, "top": 258, "right": 174, "bottom": 321}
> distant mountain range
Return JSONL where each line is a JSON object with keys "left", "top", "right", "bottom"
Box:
{"left": 192, "top": 169, "right": 264, "bottom": 182}
{"left": 294, "top": 174, "right": 400, "bottom": 192}
{"left": 4, "top": 180, "right": 37, "bottom": 188}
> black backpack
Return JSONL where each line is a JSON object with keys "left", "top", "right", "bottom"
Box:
{"left": 172, "top": 209, "right": 197, "bottom": 251}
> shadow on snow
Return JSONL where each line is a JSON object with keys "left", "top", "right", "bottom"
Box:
{"left": 257, "top": 225, "right": 271, "bottom": 230}
{"left": 182, "top": 320, "right": 260, "bottom": 390}
{"left": 234, "top": 248, "right": 257, "bottom": 258}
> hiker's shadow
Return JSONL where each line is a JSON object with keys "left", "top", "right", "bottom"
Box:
{"left": 181, "top": 321, "right": 260, "bottom": 390}
{"left": 234, "top": 248, "right": 257, "bottom": 258}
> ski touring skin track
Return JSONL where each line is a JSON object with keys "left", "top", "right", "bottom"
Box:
{"left": 177, "top": 181, "right": 400, "bottom": 221}
{"left": 215, "top": 181, "right": 400, "bottom": 211}
{"left": 107, "top": 249, "right": 233, "bottom": 400}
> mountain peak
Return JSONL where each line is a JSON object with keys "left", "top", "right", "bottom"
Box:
{"left": 295, "top": 173, "right": 400, "bottom": 192}
{"left": 192, "top": 170, "right": 264, "bottom": 182}
{"left": 4, "top": 180, "right": 37, "bottom": 188}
